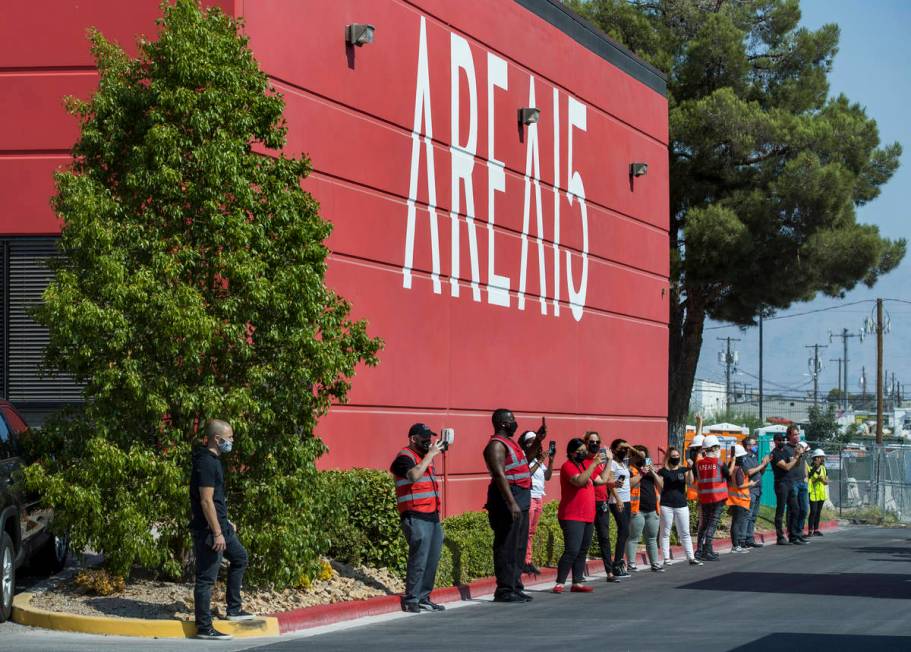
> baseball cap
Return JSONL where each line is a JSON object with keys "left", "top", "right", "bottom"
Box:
{"left": 408, "top": 423, "right": 435, "bottom": 439}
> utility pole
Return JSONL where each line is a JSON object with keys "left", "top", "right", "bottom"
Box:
{"left": 806, "top": 344, "right": 826, "bottom": 404}
{"left": 830, "top": 357, "right": 843, "bottom": 403}
{"left": 759, "top": 313, "right": 764, "bottom": 423}
{"left": 830, "top": 328, "right": 862, "bottom": 412}
{"left": 876, "top": 298, "right": 884, "bottom": 445}
{"left": 718, "top": 337, "right": 741, "bottom": 411}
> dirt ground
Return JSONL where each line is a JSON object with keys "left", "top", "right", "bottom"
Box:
{"left": 28, "top": 560, "right": 405, "bottom": 620}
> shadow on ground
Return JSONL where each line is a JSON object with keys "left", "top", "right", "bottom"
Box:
{"left": 678, "top": 572, "right": 911, "bottom": 599}
{"left": 730, "top": 633, "right": 911, "bottom": 652}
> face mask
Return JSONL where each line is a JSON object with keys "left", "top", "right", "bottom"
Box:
{"left": 750, "top": 446, "right": 758, "bottom": 454}
{"left": 415, "top": 438, "right": 431, "bottom": 454}
{"left": 504, "top": 421, "right": 518, "bottom": 436}
{"left": 217, "top": 438, "right": 233, "bottom": 454}
{"left": 669, "top": 457, "right": 681, "bottom": 466}
{"left": 775, "top": 440, "right": 784, "bottom": 449}
{"left": 615, "top": 449, "right": 627, "bottom": 461}
{"left": 588, "top": 441, "right": 601, "bottom": 454}
{"left": 573, "top": 451, "right": 587, "bottom": 463}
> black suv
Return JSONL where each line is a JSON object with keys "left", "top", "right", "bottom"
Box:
{"left": 0, "top": 400, "right": 68, "bottom": 622}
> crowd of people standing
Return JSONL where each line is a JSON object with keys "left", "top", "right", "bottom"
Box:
{"left": 390, "top": 411, "right": 829, "bottom": 609}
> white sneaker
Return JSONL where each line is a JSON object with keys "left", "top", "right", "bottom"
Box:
{"left": 731, "top": 546, "right": 750, "bottom": 553}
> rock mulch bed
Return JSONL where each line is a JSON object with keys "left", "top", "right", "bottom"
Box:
{"left": 29, "top": 560, "right": 404, "bottom": 620}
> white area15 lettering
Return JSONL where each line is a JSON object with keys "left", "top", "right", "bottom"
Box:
{"left": 402, "top": 16, "right": 589, "bottom": 321}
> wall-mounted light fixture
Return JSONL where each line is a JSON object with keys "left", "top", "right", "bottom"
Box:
{"left": 346, "top": 23, "right": 375, "bottom": 47}
{"left": 518, "top": 107, "right": 541, "bottom": 126}
{"left": 629, "top": 162, "right": 648, "bottom": 177}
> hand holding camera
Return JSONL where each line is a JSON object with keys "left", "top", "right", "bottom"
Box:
{"left": 440, "top": 428, "right": 455, "bottom": 453}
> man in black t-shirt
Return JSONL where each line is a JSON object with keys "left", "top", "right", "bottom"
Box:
{"left": 770, "top": 427, "right": 805, "bottom": 545}
{"left": 189, "top": 419, "right": 253, "bottom": 641}
{"left": 390, "top": 424, "right": 445, "bottom": 613}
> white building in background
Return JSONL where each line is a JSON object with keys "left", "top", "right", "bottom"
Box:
{"left": 690, "top": 379, "right": 727, "bottom": 419}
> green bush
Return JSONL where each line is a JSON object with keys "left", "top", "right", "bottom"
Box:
{"left": 319, "top": 469, "right": 408, "bottom": 577}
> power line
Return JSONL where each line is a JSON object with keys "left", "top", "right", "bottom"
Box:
{"left": 705, "top": 299, "right": 875, "bottom": 331}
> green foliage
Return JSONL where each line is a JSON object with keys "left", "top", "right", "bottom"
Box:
{"left": 805, "top": 403, "right": 839, "bottom": 441}
{"left": 436, "top": 510, "right": 496, "bottom": 586}
{"left": 319, "top": 469, "right": 408, "bottom": 577}
{"left": 569, "top": 0, "right": 905, "bottom": 434}
{"left": 25, "top": 0, "right": 381, "bottom": 586}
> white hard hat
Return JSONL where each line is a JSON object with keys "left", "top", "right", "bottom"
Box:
{"left": 734, "top": 444, "right": 747, "bottom": 458}
{"left": 702, "top": 435, "right": 720, "bottom": 448}
{"left": 812, "top": 448, "right": 825, "bottom": 457}
{"left": 691, "top": 434, "right": 705, "bottom": 447}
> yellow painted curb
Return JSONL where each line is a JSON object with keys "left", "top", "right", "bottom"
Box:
{"left": 12, "top": 592, "right": 280, "bottom": 639}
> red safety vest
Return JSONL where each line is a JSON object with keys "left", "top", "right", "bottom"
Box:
{"left": 630, "top": 466, "right": 661, "bottom": 514}
{"left": 491, "top": 435, "right": 532, "bottom": 489}
{"left": 393, "top": 447, "right": 440, "bottom": 515}
{"left": 726, "top": 467, "right": 751, "bottom": 508}
{"left": 696, "top": 456, "right": 728, "bottom": 504}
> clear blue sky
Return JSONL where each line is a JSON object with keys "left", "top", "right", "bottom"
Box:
{"left": 696, "top": 0, "right": 911, "bottom": 400}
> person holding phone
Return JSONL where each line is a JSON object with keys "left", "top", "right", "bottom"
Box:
{"left": 552, "top": 438, "right": 608, "bottom": 593}
{"left": 521, "top": 430, "right": 554, "bottom": 574}
{"left": 608, "top": 439, "right": 644, "bottom": 576}
{"left": 390, "top": 423, "right": 446, "bottom": 613}
{"left": 807, "top": 449, "right": 829, "bottom": 536}
{"left": 657, "top": 447, "right": 701, "bottom": 566}
{"left": 189, "top": 420, "right": 253, "bottom": 641}
{"left": 626, "top": 445, "right": 663, "bottom": 572}
{"left": 582, "top": 431, "right": 617, "bottom": 582}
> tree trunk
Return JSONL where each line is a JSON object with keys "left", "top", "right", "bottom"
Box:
{"left": 667, "top": 288, "right": 706, "bottom": 444}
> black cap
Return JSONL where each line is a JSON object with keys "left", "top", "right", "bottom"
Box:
{"left": 408, "top": 423, "right": 435, "bottom": 439}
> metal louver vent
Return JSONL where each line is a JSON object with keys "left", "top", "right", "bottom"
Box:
{"left": 7, "top": 239, "right": 83, "bottom": 403}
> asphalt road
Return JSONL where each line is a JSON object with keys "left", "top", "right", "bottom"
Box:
{"left": 2, "top": 526, "right": 910, "bottom": 651}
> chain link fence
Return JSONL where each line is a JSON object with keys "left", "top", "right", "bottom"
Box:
{"left": 807, "top": 440, "right": 911, "bottom": 523}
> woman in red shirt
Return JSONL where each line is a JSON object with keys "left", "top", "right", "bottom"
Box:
{"left": 553, "top": 438, "right": 612, "bottom": 593}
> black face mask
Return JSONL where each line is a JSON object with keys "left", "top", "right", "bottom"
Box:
{"left": 669, "top": 457, "right": 681, "bottom": 466}
{"left": 588, "top": 441, "right": 601, "bottom": 454}
{"left": 502, "top": 421, "right": 518, "bottom": 436}
{"left": 414, "top": 438, "right": 431, "bottom": 454}
{"left": 573, "top": 451, "right": 587, "bottom": 463}
{"left": 775, "top": 440, "right": 784, "bottom": 449}
{"left": 615, "top": 450, "right": 626, "bottom": 461}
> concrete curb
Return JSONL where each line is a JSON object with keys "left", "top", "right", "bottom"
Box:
{"left": 11, "top": 520, "right": 839, "bottom": 638}
{"left": 11, "top": 592, "right": 280, "bottom": 639}
{"left": 274, "top": 520, "right": 840, "bottom": 633}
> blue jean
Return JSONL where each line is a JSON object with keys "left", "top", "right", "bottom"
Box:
{"left": 794, "top": 482, "right": 810, "bottom": 534}
{"left": 729, "top": 505, "right": 750, "bottom": 547}
{"left": 745, "top": 493, "right": 762, "bottom": 543}
{"left": 193, "top": 526, "right": 248, "bottom": 630}
{"left": 401, "top": 516, "right": 444, "bottom": 605}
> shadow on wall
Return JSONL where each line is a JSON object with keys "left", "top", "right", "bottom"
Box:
{"left": 678, "top": 572, "right": 911, "bottom": 600}
{"left": 730, "top": 633, "right": 911, "bottom": 652}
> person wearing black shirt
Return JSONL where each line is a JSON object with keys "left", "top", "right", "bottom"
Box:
{"left": 657, "top": 447, "right": 701, "bottom": 565}
{"left": 390, "top": 423, "right": 446, "bottom": 613}
{"left": 189, "top": 419, "right": 252, "bottom": 641}
{"left": 770, "top": 428, "right": 806, "bottom": 545}
{"left": 627, "top": 445, "right": 662, "bottom": 572}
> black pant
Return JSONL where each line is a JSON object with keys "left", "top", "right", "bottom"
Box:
{"left": 557, "top": 519, "right": 594, "bottom": 584}
{"left": 696, "top": 500, "right": 725, "bottom": 552}
{"left": 808, "top": 500, "right": 824, "bottom": 532}
{"left": 488, "top": 505, "right": 530, "bottom": 597}
{"left": 593, "top": 501, "right": 612, "bottom": 574}
{"left": 193, "top": 526, "right": 248, "bottom": 629}
{"left": 609, "top": 501, "right": 631, "bottom": 567}
{"left": 774, "top": 480, "right": 799, "bottom": 539}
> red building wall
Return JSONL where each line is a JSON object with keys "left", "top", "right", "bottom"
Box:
{"left": 0, "top": 0, "right": 669, "bottom": 516}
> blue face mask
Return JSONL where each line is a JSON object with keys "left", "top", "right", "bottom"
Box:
{"left": 750, "top": 446, "right": 758, "bottom": 454}
{"left": 217, "top": 438, "right": 233, "bottom": 454}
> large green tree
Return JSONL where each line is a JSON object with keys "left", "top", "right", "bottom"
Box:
{"left": 570, "top": 0, "right": 905, "bottom": 434}
{"left": 26, "top": 0, "right": 381, "bottom": 585}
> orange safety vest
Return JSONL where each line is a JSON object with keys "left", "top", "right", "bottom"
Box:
{"left": 696, "top": 456, "right": 728, "bottom": 504}
{"left": 392, "top": 447, "right": 441, "bottom": 515}
{"left": 686, "top": 453, "right": 703, "bottom": 501}
{"left": 492, "top": 434, "right": 532, "bottom": 489}
{"left": 726, "top": 467, "right": 751, "bottom": 508}
{"left": 629, "top": 466, "right": 661, "bottom": 514}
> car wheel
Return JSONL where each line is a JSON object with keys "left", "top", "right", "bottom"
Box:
{"left": 0, "top": 532, "right": 14, "bottom": 623}
{"left": 32, "top": 531, "right": 69, "bottom": 576}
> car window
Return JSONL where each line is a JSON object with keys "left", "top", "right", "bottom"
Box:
{"left": 0, "top": 415, "right": 12, "bottom": 460}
